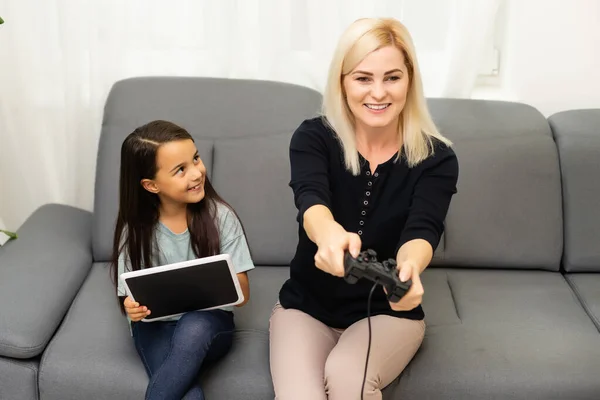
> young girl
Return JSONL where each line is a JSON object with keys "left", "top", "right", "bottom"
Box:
{"left": 110, "top": 120, "right": 254, "bottom": 400}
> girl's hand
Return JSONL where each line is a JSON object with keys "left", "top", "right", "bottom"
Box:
{"left": 314, "top": 222, "right": 362, "bottom": 277}
{"left": 389, "top": 260, "right": 424, "bottom": 311}
{"left": 123, "top": 296, "right": 151, "bottom": 321}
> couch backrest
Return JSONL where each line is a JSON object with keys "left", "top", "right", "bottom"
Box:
{"left": 92, "top": 77, "right": 321, "bottom": 264}
{"left": 427, "top": 99, "right": 563, "bottom": 271}
{"left": 93, "top": 78, "right": 564, "bottom": 272}
{"left": 549, "top": 110, "right": 600, "bottom": 272}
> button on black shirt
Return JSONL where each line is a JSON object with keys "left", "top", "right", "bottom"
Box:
{"left": 278, "top": 117, "right": 459, "bottom": 329}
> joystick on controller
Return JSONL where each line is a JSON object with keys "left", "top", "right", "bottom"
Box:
{"left": 343, "top": 249, "right": 412, "bottom": 302}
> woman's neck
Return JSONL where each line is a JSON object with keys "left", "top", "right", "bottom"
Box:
{"left": 354, "top": 120, "right": 401, "bottom": 153}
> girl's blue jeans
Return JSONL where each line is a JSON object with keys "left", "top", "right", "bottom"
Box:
{"left": 132, "top": 309, "right": 235, "bottom": 400}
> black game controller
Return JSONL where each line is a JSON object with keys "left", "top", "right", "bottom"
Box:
{"left": 343, "top": 249, "right": 412, "bottom": 303}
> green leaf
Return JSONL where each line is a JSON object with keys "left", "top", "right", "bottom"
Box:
{"left": 0, "top": 230, "right": 17, "bottom": 239}
{"left": 0, "top": 17, "right": 4, "bottom": 25}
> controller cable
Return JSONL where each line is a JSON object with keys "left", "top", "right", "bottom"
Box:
{"left": 361, "top": 281, "right": 379, "bottom": 400}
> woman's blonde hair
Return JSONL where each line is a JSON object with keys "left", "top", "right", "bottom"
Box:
{"left": 322, "top": 17, "right": 452, "bottom": 174}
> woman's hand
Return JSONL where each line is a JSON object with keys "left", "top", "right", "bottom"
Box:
{"left": 123, "top": 296, "right": 151, "bottom": 321}
{"left": 388, "top": 260, "right": 425, "bottom": 311}
{"left": 314, "top": 221, "right": 362, "bottom": 277}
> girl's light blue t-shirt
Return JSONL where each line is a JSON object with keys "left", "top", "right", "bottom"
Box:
{"left": 117, "top": 202, "right": 255, "bottom": 321}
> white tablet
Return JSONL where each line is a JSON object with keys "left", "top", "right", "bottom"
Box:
{"left": 120, "top": 254, "right": 244, "bottom": 322}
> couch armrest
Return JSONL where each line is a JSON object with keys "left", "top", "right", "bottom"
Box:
{"left": 0, "top": 204, "right": 93, "bottom": 358}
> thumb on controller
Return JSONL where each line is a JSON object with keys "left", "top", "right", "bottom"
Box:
{"left": 347, "top": 233, "right": 362, "bottom": 258}
{"left": 398, "top": 261, "right": 416, "bottom": 283}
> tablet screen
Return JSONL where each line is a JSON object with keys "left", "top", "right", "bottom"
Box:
{"left": 124, "top": 259, "right": 240, "bottom": 320}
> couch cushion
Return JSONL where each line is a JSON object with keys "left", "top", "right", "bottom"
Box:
{"left": 199, "top": 330, "right": 274, "bottom": 400}
{"left": 428, "top": 98, "right": 555, "bottom": 141}
{"left": 234, "top": 266, "right": 289, "bottom": 331}
{"left": 212, "top": 135, "right": 299, "bottom": 265}
{"left": 0, "top": 204, "right": 92, "bottom": 358}
{"left": 0, "top": 357, "right": 39, "bottom": 400}
{"left": 549, "top": 109, "right": 600, "bottom": 272}
{"left": 393, "top": 268, "right": 600, "bottom": 399}
{"left": 39, "top": 263, "right": 147, "bottom": 400}
{"left": 39, "top": 263, "right": 276, "bottom": 400}
{"left": 566, "top": 274, "right": 600, "bottom": 332}
{"left": 93, "top": 77, "right": 321, "bottom": 263}
{"left": 427, "top": 99, "right": 563, "bottom": 271}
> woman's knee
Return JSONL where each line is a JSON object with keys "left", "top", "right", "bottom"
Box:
{"left": 324, "top": 350, "right": 379, "bottom": 399}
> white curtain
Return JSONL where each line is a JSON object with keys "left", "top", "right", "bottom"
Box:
{"left": 0, "top": 0, "right": 500, "bottom": 231}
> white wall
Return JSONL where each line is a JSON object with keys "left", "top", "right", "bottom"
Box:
{"left": 0, "top": 0, "right": 598, "bottom": 231}
{"left": 475, "top": 0, "right": 600, "bottom": 116}
{"left": 0, "top": 0, "right": 495, "bottom": 231}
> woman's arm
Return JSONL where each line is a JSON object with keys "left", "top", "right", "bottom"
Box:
{"left": 397, "top": 239, "right": 433, "bottom": 277}
{"left": 303, "top": 205, "right": 361, "bottom": 276}
{"left": 289, "top": 120, "right": 332, "bottom": 223}
{"left": 303, "top": 204, "right": 336, "bottom": 245}
{"left": 395, "top": 148, "right": 459, "bottom": 268}
{"left": 391, "top": 148, "right": 459, "bottom": 311}
{"left": 290, "top": 121, "right": 361, "bottom": 276}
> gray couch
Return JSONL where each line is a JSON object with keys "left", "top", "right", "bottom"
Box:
{"left": 1, "top": 77, "right": 599, "bottom": 400}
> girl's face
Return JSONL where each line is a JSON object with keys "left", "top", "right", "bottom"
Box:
{"left": 141, "top": 139, "right": 207, "bottom": 206}
{"left": 342, "top": 45, "right": 410, "bottom": 132}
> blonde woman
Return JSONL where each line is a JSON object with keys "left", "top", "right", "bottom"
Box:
{"left": 270, "top": 18, "right": 459, "bottom": 399}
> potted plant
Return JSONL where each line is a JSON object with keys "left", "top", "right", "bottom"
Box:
{"left": 0, "top": 229, "right": 17, "bottom": 245}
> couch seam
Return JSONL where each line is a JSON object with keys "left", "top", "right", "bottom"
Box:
{"left": 0, "top": 358, "right": 40, "bottom": 400}
{"left": 564, "top": 274, "right": 600, "bottom": 333}
{"left": 0, "top": 357, "right": 38, "bottom": 372}
{"left": 0, "top": 342, "right": 46, "bottom": 354}
{"left": 550, "top": 125, "right": 568, "bottom": 273}
{"left": 446, "top": 272, "right": 462, "bottom": 323}
{"left": 34, "top": 359, "right": 40, "bottom": 400}
{"left": 233, "top": 328, "right": 269, "bottom": 335}
{"left": 443, "top": 224, "right": 447, "bottom": 261}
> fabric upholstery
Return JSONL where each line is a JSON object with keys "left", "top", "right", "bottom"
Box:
{"left": 395, "top": 268, "right": 600, "bottom": 399}
{"left": 39, "top": 263, "right": 278, "bottom": 400}
{"left": 0, "top": 357, "right": 39, "bottom": 400}
{"left": 211, "top": 133, "right": 300, "bottom": 265}
{"left": 427, "top": 99, "right": 563, "bottom": 270}
{"left": 0, "top": 204, "right": 92, "bottom": 358}
{"left": 549, "top": 109, "right": 600, "bottom": 272}
{"left": 39, "top": 263, "right": 147, "bottom": 400}
{"left": 565, "top": 273, "right": 600, "bottom": 332}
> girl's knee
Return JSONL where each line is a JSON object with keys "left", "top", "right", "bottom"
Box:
{"left": 175, "top": 312, "right": 226, "bottom": 345}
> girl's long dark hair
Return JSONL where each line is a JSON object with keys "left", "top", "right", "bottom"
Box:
{"left": 110, "top": 120, "right": 233, "bottom": 311}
